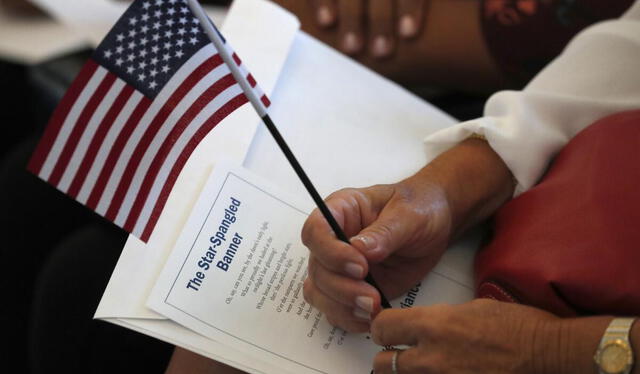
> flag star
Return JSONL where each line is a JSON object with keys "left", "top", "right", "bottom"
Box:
{"left": 116, "top": 33, "right": 125, "bottom": 42}
{"left": 127, "top": 66, "right": 135, "bottom": 74}
{"left": 152, "top": 33, "right": 161, "bottom": 41}
{"left": 149, "top": 68, "right": 158, "bottom": 77}
{"left": 140, "top": 37, "right": 149, "bottom": 46}
{"left": 139, "top": 49, "right": 148, "bottom": 58}
{"left": 163, "top": 53, "right": 171, "bottom": 61}
{"left": 175, "top": 49, "right": 184, "bottom": 58}
{"left": 150, "top": 56, "right": 159, "bottom": 65}
{"left": 141, "top": 14, "right": 150, "bottom": 22}
{"left": 128, "top": 29, "right": 137, "bottom": 38}
{"left": 129, "top": 17, "right": 137, "bottom": 26}
{"left": 179, "top": 17, "right": 187, "bottom": 25}
{"left": 138, "top": 61, "right": 148, "bottom": 70}
{"left": 180, "top": 7, "right": 189, "bottom": 14}
{"left": 169, "top": 0, "right": 177, "bottom": 4}
{"left": 177, "top": 28, "right": 186, "bottom": 36}
{"left": 127, "top": 54, "right": 136, "bottom": 62}
{"left": 166, "top": 19, "right": 175, "bottom": 27}
{"left": 116, "top": 45, "right": 124, "bottom": 54}
{"left": 154, "top": 9, "right": 162, "bottom": 18}
{"left": 192, "top": 18, "right": 199, "bottom": 24}
{"left": 149, "top": 81, "right": 158, "bottom": 89}
{"left": 138, "top": 73, "right": 146, "bottom": 82}
{"left": 189, "top": 37, "right": 198, "bottom": 45}
{"left": 151, "top": 45, "right": 160, "bottom": 53}
{"left": 163, "top": 41, "right": 172, "bottom": 49}
{"left": 190, "top": 27, "right": 199, "bottom": 34}
{"left": 142, "top": 1, "right": 151, "bottom": 9}
{"left": 141, "top": 25, "right": 150, "bottom": 33}
{"left": 161, "top": 65, "right": 170, "bottom": 73}
{"left": 115, "top": 57, "right": 124, "bottom": 66}
{"left": 164, "top": 29, "right": 174, "bottom": 38}
{"left": 153, "top": 21, "right": 162, "bottom": 30}
{"left": 128, "top": 40, "right": 137, "bottom": 49}
{"left": 154, "top": 0, "right": 163, "bottom": 5}
{"left": 167, "top": 7, "right": 176, "bottom": 16}
{"left": 104, "top": 49, "right": 113, "bottom": 59}
{"left": 176, "top": 39, "right": 185, "bottom": 47}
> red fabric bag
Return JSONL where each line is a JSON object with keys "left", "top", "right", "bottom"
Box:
{"left": 475, "top": 110, "right": 640, "bottom": 317}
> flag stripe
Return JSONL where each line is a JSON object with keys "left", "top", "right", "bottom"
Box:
{"left": 113, "top": 62, "right": 232, "bottom": 227}
{"left": 247, "top": 74, "right": 256, "bottom": 87}
{"left": 28, "top": 61, "right": 99, "bottom": 175}
{"left": 59, "top": 78, "right": 127, "bottom": 193}
{"left": 47, "top": 72, "right": 117, "bottom": 186}
{"left": 38, "top": 67, "right": 108, "bottom": 181}
{"left": 232, "top": 52, "right": 241, "bottom": 66}
{"left": 67, "top": 84, "right": 135, "bottom": 198}
{"left": 77, "top": 91, "right": 144, "bottom": 204}
{"left": 94, "top": 48, "right": 219, "bottom": 216}
{"left": 140, "top": 92, "right": 249, "bottom": 241}
{"left": 126, "top": 78, "right": 239, "bottom": 233}
{"left": 86, "top": 95, "right": 152, "bottom": 210}
{"left": 106, "top": 55, "right": 226, "bottom": 223}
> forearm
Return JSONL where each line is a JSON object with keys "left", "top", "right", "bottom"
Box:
{"left": 404, "top": 137, "right": 514, "bottom": 238}
{"left": 537, "top": 317, "right": 640, "bottom": 374}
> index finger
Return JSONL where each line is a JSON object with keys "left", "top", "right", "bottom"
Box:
{"left": 301, "top": 206, "right": 369, "bottom": 280}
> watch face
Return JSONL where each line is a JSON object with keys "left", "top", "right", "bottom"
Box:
{"left": 600, "top": 341, "right": 632, "bottom": 374}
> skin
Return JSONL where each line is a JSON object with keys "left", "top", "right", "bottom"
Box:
{"left": 271, "top": 0, "right": 505, "bottom": 92}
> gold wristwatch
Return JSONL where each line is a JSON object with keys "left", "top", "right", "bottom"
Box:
{"left": 594, "top": 318, "right": 636, "bottom": 374}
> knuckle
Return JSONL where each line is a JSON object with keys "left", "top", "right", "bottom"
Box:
{"left": 307, "top": 258, "right": 319, "bottom": 283}
{"left": 424, "top": 353, "right": 447, "bottom": 374}
{"left": 403, "top": 353, "right": 430, "bottom": 374}
{"left": 470, "top": 297, "right": 493, "bottom": 308}
{"left": 370, "top": 318, "right": 385, "bottom": 344}
{"left": 303, "top": 278, "right": 315, "bottom": 305}
{"left": 301, "top": 212, "right": 321, "bottom": 247}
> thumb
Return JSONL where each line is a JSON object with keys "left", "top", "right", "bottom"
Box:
{"left": 349, "top": 201, "right": 422, "bottom": 263}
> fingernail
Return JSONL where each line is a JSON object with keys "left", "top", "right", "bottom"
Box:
{"left": 371, "top": 35, "right": 392, "bottom": 58}
{"left": 342, "top": 32, "right": 362, "bottom": 54}
{"left": 398, "top": 15, "right": 417, "bottom": 37}
{"left": 352, "top": 235, "right": 378, "bottom": 252}
{"left": 355, "top": 295, "right": 374, "bottom": 313}
{"left": 345, "top": 262, "right": 364, "bottom": 279}
{"left": 316, "top": 5, "right": 333, "bottom": 26}
{"left": 353, "top": 307, "right": 372, "bottom": 321}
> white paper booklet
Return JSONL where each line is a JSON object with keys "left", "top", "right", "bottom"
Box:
{"left": 148, "top": 163, "right": 476, "bottom": 374}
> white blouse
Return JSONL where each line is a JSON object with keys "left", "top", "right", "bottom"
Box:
{"left": 423, "top": 1, "right": 640, "bottom": 196}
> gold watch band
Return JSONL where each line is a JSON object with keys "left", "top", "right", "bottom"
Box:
{"left": 595, "top": 318, "right": 636, "bottom": 374}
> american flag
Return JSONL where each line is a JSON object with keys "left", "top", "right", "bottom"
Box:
{"left": 28, "top": 0, "right": 269, "bottom": 242}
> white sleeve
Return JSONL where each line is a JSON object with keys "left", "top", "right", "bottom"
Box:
{"left": 423, "top": 1, "right": 640, "bottom": 196}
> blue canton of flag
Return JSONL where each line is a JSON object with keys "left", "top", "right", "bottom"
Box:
{"left": 28, "top": 0, "right": 269, "bottom": 242}
{"left": 94, "top": 0, "right": 209, "bottom": 98}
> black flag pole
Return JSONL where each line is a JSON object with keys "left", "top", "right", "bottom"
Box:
{"left": 187, "top": 0, "right": 392, "bottom": 309}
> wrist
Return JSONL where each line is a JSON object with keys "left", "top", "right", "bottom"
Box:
{"left": 535, "top": 317, "right": 614, "bottom": 374}
{"left": 413, "top": 138, "right": 514, "bottom": 236}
